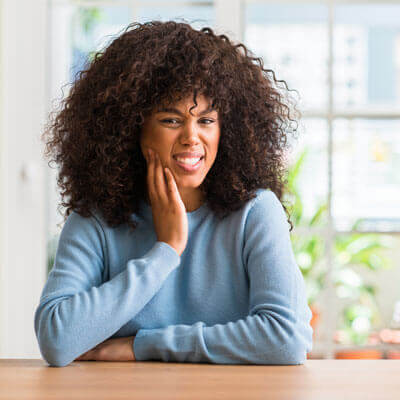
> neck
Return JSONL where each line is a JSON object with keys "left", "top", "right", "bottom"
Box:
{"left": 144, "top": 187, "right": 205, "bottom": 212}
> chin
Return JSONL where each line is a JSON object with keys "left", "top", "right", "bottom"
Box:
{"left": 175, "top": 176, "right": 204, "bottom": 188}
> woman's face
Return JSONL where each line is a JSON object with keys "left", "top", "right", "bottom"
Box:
{"left": 140, "top": 93, "right": 220, "bottom": 193}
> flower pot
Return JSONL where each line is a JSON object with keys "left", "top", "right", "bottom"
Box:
{"left": 306, "top": 303, "right": 320, "bottom": 359}
{"left": 387, "top": 350, "right": 400, "bottom": 359}
{"left": 335, "top": 349, "right": 383, "bottom": 359}
{"left": 309, "top": 303, "right": 320, "bottom": 339}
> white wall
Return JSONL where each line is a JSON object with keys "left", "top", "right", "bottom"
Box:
{"left": 0, "top": 0, "right": 242, "bottom": 360}
{"left": 0, "top": 0, "right": 48, "bottom": 358}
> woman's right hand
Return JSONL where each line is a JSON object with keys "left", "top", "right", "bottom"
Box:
{"left": 145, "top": 148, "right": 188, "bottom": 257}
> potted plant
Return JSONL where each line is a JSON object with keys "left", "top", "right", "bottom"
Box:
{"left": 332, "top": 232, "right": 393, "bottom": 358}
{"left": 285, "top": 148, "right": 327, "bottom": 343}
{"left": 285, "top": 147, "right": 393, "bottom": 359}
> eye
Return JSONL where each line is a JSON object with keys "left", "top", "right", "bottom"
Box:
{"left": 199, "top": 118, "right": 215, "bottom": 125}
{"left": 160, "top": 118, "right": 215, "bottom": 125}
{"left": 161, "top": 118, "right": 180, "bottom": 124}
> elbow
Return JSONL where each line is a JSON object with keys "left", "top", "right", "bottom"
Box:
{"left": 257, "top": 312, "right": 313, "bottom": 365}
{"left": 36, "top": 329, "right": 74, "bottom": 367}
{"left": 257, "top": 341, "right": 309, "bottom": 365}
{"left": 34, "top": 306, "right": 73, "bottom": 367}
{"left": 37, "top": 333, "right": 73, "bottom": 367}
{"left": 278, "top": 321, "right": 313, "bottom": 365}
{"left": 279, "top": 325, "right": 313, "bottom": 365}
{"left": 40, "top": 348, "right": 73, "bottom": 368}
{"left": 260, "top": 340, "right": 310, "bottom": 366}
{"left": 282, "top": 344, "right": 309, "bottom": 365}
{"left": 36, "top": 326, "right": 73, "bottom": 367}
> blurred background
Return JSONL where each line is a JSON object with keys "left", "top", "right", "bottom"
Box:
{"left": 1, "top": 0, "right": 400, "bottom": 360}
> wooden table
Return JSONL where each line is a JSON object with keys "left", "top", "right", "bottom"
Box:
{"left": 1, "top": 359, "right": 399, "bottom": 399}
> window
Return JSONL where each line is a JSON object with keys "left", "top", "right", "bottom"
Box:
{"left": 47, "top": 0, "right": 215, "bottom": 240}
{"left": 47, "top": 0, "right": 400, "bottom": 359}
{"left": 244, "top": 1, "right": 400, "bottom": 359}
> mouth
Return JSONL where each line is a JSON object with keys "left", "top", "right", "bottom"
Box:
{"left": 172, "top": 155, "right": 204, "bottom": 173}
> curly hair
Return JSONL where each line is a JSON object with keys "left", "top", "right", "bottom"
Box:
{"left": 42, "top": 20, "right": 300, "bottom": 233}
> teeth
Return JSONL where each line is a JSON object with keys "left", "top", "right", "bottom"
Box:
{"left": 176, "top": 157, "right": 201, "bottom": 165}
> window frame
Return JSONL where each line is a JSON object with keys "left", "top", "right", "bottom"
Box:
{"left": 45, "top": 0, "right": 400, "bottom": 360}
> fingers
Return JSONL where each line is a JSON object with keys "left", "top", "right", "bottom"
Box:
{"left": 146, "top": 149, "right": 155, "bottom": 205}
{"left": 164, "top": 168, "right": 181, "bottom": 205}
{"left": 146, "top": 149, "right": 168, "bottom": 206}
{"left": 152, "top": 151, "right": 169, "bottom": 205}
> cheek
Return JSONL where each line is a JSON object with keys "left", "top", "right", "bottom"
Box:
{"left": 142, "top": 130, "right": 158, "bottom": 146}
{"left": 210, "top": 136, "right": 220, "bottom": 157}
{"left": 157, "top": 138, "right": 176, "bottom": 163}
{"left": 141, "top": 127, "right": 172, "bottom": 155}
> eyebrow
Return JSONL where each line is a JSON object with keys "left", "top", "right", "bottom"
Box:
{"left": 156, "top": 106, "right": 217, "bottom": 116}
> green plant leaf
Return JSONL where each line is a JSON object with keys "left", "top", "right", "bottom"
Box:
{"left": 309, "top": 202, "right": 327, "bottom": 227}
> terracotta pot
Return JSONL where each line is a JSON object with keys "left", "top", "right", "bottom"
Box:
{"left": 335, "top": 349, "right": 383, "bottom": 359}
{"left": 306, "top": 303, "right": 320, "bottom": 359}
{"left": 387, "top": 350, "right": 400, "bottom": 359}
{"left": 309, "top": 303, "right": 320, "bottom": 338}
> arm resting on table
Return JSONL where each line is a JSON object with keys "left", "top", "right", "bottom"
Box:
{"left": 34, "top": 212, "right": 180, "bottom": 367}
{"left": 133, "top": 190, "right": 313, "bottom": 364}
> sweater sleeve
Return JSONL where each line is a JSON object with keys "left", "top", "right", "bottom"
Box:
{"left": 133, "top": 190, "right": 313, "bottom": 365}
{"left": 34, "top": 211, "right": 180, "bottom": 367}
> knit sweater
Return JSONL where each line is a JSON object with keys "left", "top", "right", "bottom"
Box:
{"left": 34, "top": 188, "right": 313, "bottom": 367}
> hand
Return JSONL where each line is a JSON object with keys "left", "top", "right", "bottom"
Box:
{"left": 145, "top": 148, "right": 188, "bottom": 257}
{"left": 74, "top": 336, "right": 136, "bottom": 362}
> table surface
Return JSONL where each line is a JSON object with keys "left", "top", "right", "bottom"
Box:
{"left": 1, "top": 359, "right": 400, "bottom": 400}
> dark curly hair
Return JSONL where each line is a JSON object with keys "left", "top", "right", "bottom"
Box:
{"left": 42, "top": 20, "right": 300, "bottom": 233}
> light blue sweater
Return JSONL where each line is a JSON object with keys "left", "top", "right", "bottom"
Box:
{"left": 34, "top": 188, "right": 313, "bottom": 367}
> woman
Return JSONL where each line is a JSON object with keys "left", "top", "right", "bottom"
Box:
{"left": 35, "top": 20, "right": 313, "bottom": 367}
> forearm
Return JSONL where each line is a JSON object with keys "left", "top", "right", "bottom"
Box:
{"left": 133, "top": 309, "right": 312, "bottom": 365}
{"left": 35, "top": 242, "right": 180, "bottom": 367}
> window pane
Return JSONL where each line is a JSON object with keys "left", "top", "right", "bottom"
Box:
{"left": 48, "top": 3, "right": 134, "bottom": 244}
{"left": 137, "top": 5, "right": 215, "bottom": 29}
{"left": 334, "top": 4, "right": 400, "bottom": 111}
{"left": 141, "top": 0, "right": 203, "bottom": 2}
{"left": 244, "top": 3, "right": 329, "bottom": 112}
{"left": 70, "top": 5, "right": 133, "bottom": 82}
{"left": 333, "top": 233, "right": 398, "bottom": 351}
{"left": 290, "top": 232, "right": 327, "bottom": 351}
{"left": 48, "top": 1, "right": 215, "bottom": 242}
{"left": 286, "top": 118, "right": 328, "bottom": 225}
{"left": 332, "top": 119, "right": 400, "bottom": 231}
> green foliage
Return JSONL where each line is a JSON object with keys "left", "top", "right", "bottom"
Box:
{"left": 286, "top": 147, "right": 393, "bottom": 345}
{"left": 77, "top": 7, "right": 103, "bottom": 35}
{"left": 286, "top": 148, "right": 327, "bottom": 305}
{"left": 46, "top": 234, "right": 59, "bottom": 275}
{"left": 72, "top": 6, "right": 104, "bottom": 61}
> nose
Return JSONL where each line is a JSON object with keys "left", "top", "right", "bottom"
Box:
{"left": 179, "top": 120, "right": 201, "bottom": 145}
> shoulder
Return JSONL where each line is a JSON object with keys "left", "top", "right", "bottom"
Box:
{"left": 61, "top": 210, "right": 106, "bottom": 244}
{"left": 58, "top": 210, "right": 108, "bottom": 265}
{"left": 63, "top": 209, "right": 101, "bottom": 229}
{"left": 242, "top": 189, "right": 292, "bottom": 268}
{"left": 252, "top": 188, "right": 280, "bottom": 204}
{"left": 249, "top": 188, "right": 286, "bottom": 215}
{"left": 245, "top": 188, "right": 289, "bottom": 232}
